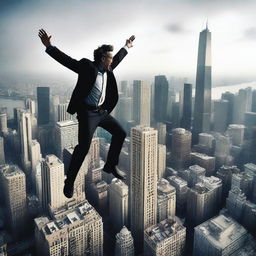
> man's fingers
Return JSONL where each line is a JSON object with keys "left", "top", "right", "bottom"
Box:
{"left": 129, "top": 35, "right": 135, "bottom": 41}
{"left": 49, "top": 35, "right": 52, "bottom": 40}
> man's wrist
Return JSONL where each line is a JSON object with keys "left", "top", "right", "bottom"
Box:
{"left": 124, "top": 45, "right": 129, "bottom": 52}
{"left": 45, "top": 45, "right": 55, "bottom": 52}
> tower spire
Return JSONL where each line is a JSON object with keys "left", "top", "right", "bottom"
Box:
{"left": 206, "top": 18, "right": 208, "bottom": 30}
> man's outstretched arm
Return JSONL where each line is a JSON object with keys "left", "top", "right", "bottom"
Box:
{"left": 38, "top": 29, "right": 80, "bottom": 73}
{"left": 111, "top": 35, "right": 135, "bottom": 70}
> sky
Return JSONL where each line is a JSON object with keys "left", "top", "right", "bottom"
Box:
{"left": 1, "top": 0, "right": 256, "bottom": 82}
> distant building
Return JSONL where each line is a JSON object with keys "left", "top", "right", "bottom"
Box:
{"left": 115, "top": 226, "right": 134, "bottom": 256}
{"left": 194, "top": 214, "right": 249, "bottom": 256}
{"left": 144, "top": 218, "right": 186, "bottom": 256}
{"left": 157, "top": 178, "right": 176, "bottom": 222}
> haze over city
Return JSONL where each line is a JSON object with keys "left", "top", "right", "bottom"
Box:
{"left": 1, "top": 0, "right": 256, "bottom": 81}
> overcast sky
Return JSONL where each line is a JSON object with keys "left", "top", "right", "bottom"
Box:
{"left": 1, "top": 0, "right": 256, "bottom": 81}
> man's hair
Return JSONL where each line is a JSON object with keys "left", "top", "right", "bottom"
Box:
{"left": 94, "top": 44, "right": 114, "bottom": 63}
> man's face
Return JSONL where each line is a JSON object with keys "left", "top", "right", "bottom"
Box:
{"left": 101, "top": 51, "right": 113, "bottom": 70}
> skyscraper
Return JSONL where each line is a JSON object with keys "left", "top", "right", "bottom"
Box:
{"left": 0, "top": 110, "right": 8, "bottom": 134}
{"left": 109, "top": 178, "right": 129, "bottom": 233}
{"left": 0, "top": 136, "right": 5, "bottom": 165}
{"left": 55, "top": 120, "right": 78, "bottom": 160}
{"left": 115, "top": 226, "right": 134, "bottom": 256}
{"left": 186, "top": 176, "right": 222, "bottom": 227}
{"left": 41, "top": 154, "right": 66, "bottom": 213}
{"left": 0, "top": 165, "right": 28, "bottom": 237}
{"left": 154, "top": 75, "right": 169, "bottom": 123}
{"left": 18, "top": 109, "right": 32, "bottom": 171}
{"left": 213, "top": 99, "right": 229, "bottom": 133}
{"left": 193, "top": 24, "right": 212, "bottom": 142}
{"left": 130, "top": 126, "right": 158, "bottom": 253}
{"left": 37, "top": 87, "right": 50, "bottom": 125}
{"left": 181, "top": 83, "right": 192, "bottom": 130}
{"left": 132, "top": 80, "right": 150, "bottom": 126}
{"left": 171, "top": 128, "right": 192, "bottom": 170}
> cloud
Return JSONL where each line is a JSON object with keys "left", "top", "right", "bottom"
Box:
{"left": 165, "top": 23, "right": 187, "bottom": 34}
{"left": 244, "top": 27, "right": 256, "bottom": 39}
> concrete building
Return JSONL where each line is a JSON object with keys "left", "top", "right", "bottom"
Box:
{"left": 37, "top": 87, "right": 50, "bottom": 125}
{"left": 181, "top": 83, "right": 192, "bottom": 131}
{"left": 226, "top": 187, "right": 246, "bottom": 222}
{"left": 109, "top": 178, "right": 129, "bottom": 233}
{"left": 216, "top": 165, "right": 241, "bottom": 204}
{"left": 167, "top": 176, "right": 188, "bottom": 217}
{"left": 115, "top": 226, "right": 134, "bottom": 256}
{"left": 156, "top": 122, "right": 167, "bottom": 145}
{"left": 130, "top": 125, "right": 158, "bottom": 253}
{"left": 186, "top": 176, "right": 222, "bottom": 227}
{"left": 0, "top": 165, "right": 28, "bottom": 236}
{"left": 213, "top": 99, "right": 229, "bottom": 133}
{"left": 144, "top": 218, "right": 186, "bottom": 256}
{"left": 193, "top": 133, "right": 214, "bottom": 155}
{"left": 41, "top": 155, "right": 66, "bottom": 213}
{"left": 231, "top": 172, "right": 253, "bottom": 198}
{"left": 171, "top": 128, "right": 191, "bottom": 170}
{"left": 157, "top": 144, "right": 166, "bottom": 180}
{"left": 34, "top": 201, "right": 103, "bottom": 256}
{"left": 90, "top": 180, "right": 109, "bottom": 217}
{"left": 227, "top": 124, "right": 245, "bottom": 146}
{"left": 221, "top": 92, "right": 235, "bottom": 126}
{"left": 57, "top": 103, "right": 73, "bottom": 122}
{"left": 0, "top": 111, "right": 8, "bottom": 134}
{"left": 132, "top": 80, "right": 150, "bottom": 126}
{"left": 193, "top": 214, "right": 248, "bottom": 256}
{"left": 0, "top": 136, "right": 5, "bottom": 165}
{"left": 157, "top": 178, "right": 176, "bottom": 222}
{"left": 55, "top": 120, "right": 78, "bottom": 160}
{"left": 18, "top": 109, "right": 32, "bottom": 171}
{"left": 190, "top": 152, "right": 215, "bottom": 176}
{"left": 154, "top": 75, "right": 169, "bottom": 123}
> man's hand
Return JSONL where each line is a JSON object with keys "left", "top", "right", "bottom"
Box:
{"left": 38, "top": 29, "right": 52, "bottom": 47}
{"left": 126, "top": 35, "right": 135, "bottom": 48}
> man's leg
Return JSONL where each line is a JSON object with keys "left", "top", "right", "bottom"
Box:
{"left": 98, "top": 114, "right": 127, "bottom": 167}
{"left": 65, "top": 111, "right": 99, "bottom": 186}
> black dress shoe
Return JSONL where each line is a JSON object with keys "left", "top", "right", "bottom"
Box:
{"left": 103, "top": 165, "right": 126, "bottom": 180}
{"left": 63, "top": 179, "right": 74, "bottom": 198}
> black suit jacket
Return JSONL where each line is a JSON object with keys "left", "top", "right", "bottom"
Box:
{"left": 45, "top": 46, "right": 128, "bottom": 115}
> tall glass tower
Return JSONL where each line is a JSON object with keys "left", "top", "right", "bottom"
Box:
{"left": 193, "top": 23, "right": 212, "bottom": 143}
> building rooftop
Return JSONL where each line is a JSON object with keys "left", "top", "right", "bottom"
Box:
{"left": 167, "top": 176, "right": 188, "bottom": 187}
{"left": 45, "top": 154, "right": 63, "bottom": 166}
{"left": 56, "top": 120, "right": 78, "bottom": 127}
{"left": 228, "top": 124, "right": 245, "bottom": 129}
{"left": 193, "top": 183, "right": 210, "bottom": 194}
{"left": 145, "top": 218, "right": 185, "bottom": 243}
{"left": 244, "top": 163, "right": 256, "bottom": 172}
{"left": 200, "top": 176, "right": 222, "bottom": 189}
{"left": 195, "top": 214, "right": 247, "bottom": 248}
{"left": 157, "top": 178, "right": 176, "bottom": 195}
{"left": 0, "top": 164, "right": 24, "bottom": 178}
{"left": 38, "top": 201, "right": 99, "bottom": 235}
{"left": 190, "top": 152, "right": 214, "bottom": 160}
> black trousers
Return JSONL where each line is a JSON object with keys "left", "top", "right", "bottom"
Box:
{"left": 66, "top": 107, "right": 127, "bottom": 184}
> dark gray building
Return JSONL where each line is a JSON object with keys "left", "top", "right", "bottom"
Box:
{"left": 37, "top": 87, "right": 50, "bottom": 125}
